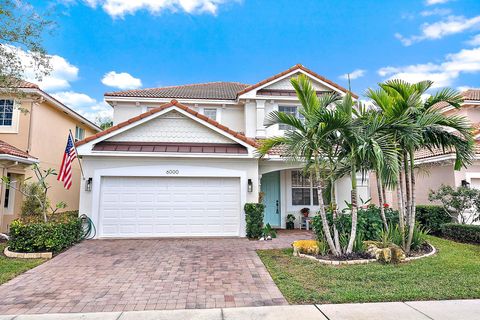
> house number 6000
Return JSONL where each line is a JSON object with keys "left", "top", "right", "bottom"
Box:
{"left": 166, "top": 170, "right": 179, "bottom": 174}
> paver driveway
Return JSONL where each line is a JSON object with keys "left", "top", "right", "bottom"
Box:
{"left": 0, "top": 230, "right": 313, "bottom": 315}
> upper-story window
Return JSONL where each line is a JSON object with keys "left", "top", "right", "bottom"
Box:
{"left": 278, "top": 106, "right": 304, "bottom": 130}
{"left": 0, "top": 100, "right": 14, "bottom": 126}
{"left": 291, "top": 170, "right": 319, "bottom": 206}
{"left": 203, "top": 108, "right": 217, "bottom": 121}
{"left": 75, "top": 126, "right": 85, "bottom": 142}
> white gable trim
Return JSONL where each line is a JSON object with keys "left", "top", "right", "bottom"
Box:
{"left": 237, "top": 69, "right": 348, "bottom": 100}
{"left": 76, "top": 105, "right": 256, "bottom": 156}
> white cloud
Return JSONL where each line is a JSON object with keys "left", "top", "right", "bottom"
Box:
{"left": 52, "top": 90, "right": 112, "bottom": 121}
{"left": 457, "top": 86, "right": 472, "bottom": 92}
{"left": 51, "top": 91, "right": 96, "bottom": 108}
{"left": 378, "top": 46, "right": 480, "bottom": 88}
{"left": 3, "top": 44, "right": 79, "bottom": 91}
{"left": 340, "top": 69, "right": 366, "bottom": 80}
{"left": 420, "top": 8, "right": 452, "bottom": 17}
{"left": 466, "top": 34, "right": 480, "bottom": 46}
{"left": 101, "top": 71, "right": 142, "bottom": 89}
{"left": 425, "top": 0, "right": 451, "bottom": 5}
{"left": 396, "top": 15, "right": 480, "bottom": 46}
{"left": 83, "top": 0, "right": 237, "bottom": 18}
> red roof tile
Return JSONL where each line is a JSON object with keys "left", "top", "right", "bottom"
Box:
{"left": 463, "top": 89, "right": 480, "bottom": 101}
{"left": 75, "top": 100, "right": 258, "bottom": 148}
{"left": 0, "top": 140, "right": 36, "bottom": 159}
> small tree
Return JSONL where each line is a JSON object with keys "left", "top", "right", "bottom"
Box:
{"left": 429, "top": 185, "right": 480, "bottom": 224}
{"left": 1, "top": 164, "right": 66, "bottom": 222}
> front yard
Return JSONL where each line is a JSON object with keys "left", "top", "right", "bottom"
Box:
{"left": 258, "top": 236, "right": 480, "bottom": 304}
{"left": 0, "top": 243, "right": 45, "bottom": 285}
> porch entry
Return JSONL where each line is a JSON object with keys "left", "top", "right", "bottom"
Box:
{"left": 261, "top": 171, "right": 281, "bottom": 227}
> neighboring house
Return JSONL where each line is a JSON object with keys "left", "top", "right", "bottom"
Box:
{"left": 370, "top": 89, "right": 480, "bottom": 213}
{"left": 76, "top": 64, "right": 369, "bottom": 238}
{"left": 0, "top": 81, "right": 101, "bottom": 232}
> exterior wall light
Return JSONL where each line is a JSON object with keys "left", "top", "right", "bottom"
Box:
{"left": 461, "top": 179, "right": 470, "bottom": 188}
{"left": 247, "top": 179, "right": 253, "bottom": 192}
{"left": 85, "top": 177, "right": 93, "bottom": 191}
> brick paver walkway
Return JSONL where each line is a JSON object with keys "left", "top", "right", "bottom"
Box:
{"left": 0, "top": 230, "right": 313, "bottom": 315}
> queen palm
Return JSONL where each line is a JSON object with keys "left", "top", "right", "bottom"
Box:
{"left": 257, "top": 74, "right": 349, "bottom": 256}
{"left": 368, "top": 80, "right": 474, "bottom": 252}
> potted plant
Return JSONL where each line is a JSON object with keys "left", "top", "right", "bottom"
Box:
{"left": 286, "top": 214, "right": 295, "bottom": 230}
{"left": 261, "top": 223, "right": 277, "bottom": 240}
{"left": 300, "top": 207, "right": 310, "bottom": 218}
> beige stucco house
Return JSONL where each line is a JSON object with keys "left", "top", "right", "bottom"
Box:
{"left": 0, "top": 81, "right": 100, "bottom": 232}
{"left": 76, "top": 64, "right": 369, "bottom": 238}
{"left": 370, "top": 89, "right": 480, "bottom": 209}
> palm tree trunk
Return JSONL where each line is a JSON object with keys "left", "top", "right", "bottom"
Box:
{"left": 403, "top": 150, "right": 411, "bottom": 226}
{"left": 346, "top": 165, "right": 358, "bottom": 254}
{"left": 397, "top": 171, "right": 406, "bottom": 250}
{"left": 406, "top": 149, "right": 416, "bottom": 253}
{"left": 330, "top": 177, "right": 341, "bottom": 253}
{"left": 314, "top": 163, "right": 340, "bottom": 256}
{"left": 376, "top": 173, "right": 388, "bottom": 231}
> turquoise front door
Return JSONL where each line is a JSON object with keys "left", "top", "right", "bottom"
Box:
{"left": 261, "top": 171, "right": 281, "bottom": 227}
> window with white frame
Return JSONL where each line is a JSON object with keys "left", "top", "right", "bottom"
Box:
{"left": 291, "top": 170, "right": 318, "bottom": 206}
{"left": 75, "top": 126, "right": 85, "bottom": 142}
{"left": 0, "top": 100, "right": 14, "bottom": 126}
{"left": 203, "top": 108, "right": 217, "bottom": 121}
{"left": 278, "top": 106, "right": 304, "bottom": 130}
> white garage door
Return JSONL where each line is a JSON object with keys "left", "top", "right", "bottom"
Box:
{"left": 99, "top": 176, "right": 241, "bottom": 237}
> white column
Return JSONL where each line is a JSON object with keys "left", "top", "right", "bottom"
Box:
{"left": 256, "top": 100, "right": 266, "bottom": 138}
{"left": 244, "top": 100, "right": 257, "bottom": 138}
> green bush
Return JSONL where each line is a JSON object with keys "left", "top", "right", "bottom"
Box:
{"left": 20, "top": 182, "right": 50, "bottom": 220}
{"left": 416, "top": 205, "right": 452, "bottom": 235}
{"left": 8, "top": 217, "right": 83, "bottom": 253}
{"left": 441, "top": 223, "right": 480, "bottom": 244}
{"left": 245, "top": 203, "right": 265, "bottom": 239}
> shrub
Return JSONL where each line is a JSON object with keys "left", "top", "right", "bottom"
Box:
{"left": 429, "top": 185, "right": 480, "bottom": 224}
{"left": 292, "top": 240, "right": 319, "bottom": 255}
{"left": 8, "top": 217, "right": 83, "bottom": 253}
{"left": 245, "top": 203, "right": 264, "bottom": 239}
{"left": 441, "top": 223, "right": 480, "bottom": 244}
{"left": 20, "top": 182, "right": 49, "bottom": 220}
{"left": 416, "top": 205, "right": 452, "bottom": 235}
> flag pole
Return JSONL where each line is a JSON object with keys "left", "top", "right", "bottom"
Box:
{"left": 69, "top": 129, "right": 86, "bottom": 180}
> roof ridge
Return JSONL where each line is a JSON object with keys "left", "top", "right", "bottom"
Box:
{"left": 105, "top": 81, "right": 250, "bottom": 95}
{"left": 76, "top": 100, "right": 258, "bottom": 148}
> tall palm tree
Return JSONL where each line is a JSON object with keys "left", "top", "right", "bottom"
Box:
{"left": 257, "top": 74, "right": 349, "bottom": 256}
{"left": 368, "top": 80, "right": 474, "bottom": 252}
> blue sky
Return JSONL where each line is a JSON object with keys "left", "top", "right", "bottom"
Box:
{"left": 25, "top": 0, "right": 480, "bottom": 121}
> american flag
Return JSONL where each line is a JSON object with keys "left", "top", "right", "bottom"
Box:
{"left": 58, "top": 133, "right": 77, "bottom": 190}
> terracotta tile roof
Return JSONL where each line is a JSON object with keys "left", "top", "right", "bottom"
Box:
{"left": 75, "top": 100, "right": 258, "bottom": 148}
{"left": 93, "top": 141, "right": 248, "bottom": 154}
{"left": 463, "top": 89, "right": 480, "bottom": 101}
{"left": 105, "top": 82, "right": 249, "bottom": 100}
{"left": 237, "top": 64, "right": 358, "bottom": 99}
{"left": 0, "top": 79, "right": 39, "bottom": 89}
{"left": 0, "top": 140, "right": 36, "bottom": 159}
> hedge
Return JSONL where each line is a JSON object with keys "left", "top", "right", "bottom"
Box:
{"left": 245, "top": 203, "right": 264, "bottom": 239}
{"left": 441, "top": 223, "right": 480, "bottom": 244}
{"left": 8, "top": 217, "right": 83, "bottom": 253}
{"left": 416, "top": 205, "right": 452, "bottom": 235}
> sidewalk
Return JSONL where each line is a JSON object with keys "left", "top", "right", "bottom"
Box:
{"left": 0, "top": 300, "right": 478, "bottom": 320}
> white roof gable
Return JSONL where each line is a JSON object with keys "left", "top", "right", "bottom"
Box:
{"left": 107, "top": 110, "right": 235, "bottom": 144}
{"left": 262, "top": 72, "right": 331, "bottom": 91}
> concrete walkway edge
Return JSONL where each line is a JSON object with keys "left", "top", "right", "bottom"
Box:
{"left": 1, "top": 300, "right": 479, "bottom": 320}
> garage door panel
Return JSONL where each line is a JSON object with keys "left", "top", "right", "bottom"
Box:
{"left": 99, "top": 176, "right": 240, "bottom": 237}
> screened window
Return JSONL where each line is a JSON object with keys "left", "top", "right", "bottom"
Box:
{"left": 203, "top": 108, "right": 217, "bottom": 121}
{"left": 0, "top": 100, "right": 14, "bottom": 126}
{"left": 75, "top": 126, "right": 85, "bottom": 142}
{"left": 278, "top": 106, "right": 304, "bottom": 130}
{"left": 291, "top": 170, "right": 318, "bottom": 206}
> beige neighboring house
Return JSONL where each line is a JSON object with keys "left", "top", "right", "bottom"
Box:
{"left": 0, "top": 81, "right": 101, "bottom": 232}
{"left": 371, "top": 89, "right": 480, "bottom": 210}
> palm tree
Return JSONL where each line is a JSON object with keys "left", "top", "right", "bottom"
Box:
{"left": 257, "top": 74, "right": 350, "bottom": 256}
{"left": 368, "top": 80, "right": 474, "bottom": 252}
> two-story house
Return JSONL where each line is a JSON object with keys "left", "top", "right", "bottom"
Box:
{"left": 76, "top": 64, "right": 369, "bottom": 238}
{"left": 0, "top": 81, "right": 101, "bottom": 232}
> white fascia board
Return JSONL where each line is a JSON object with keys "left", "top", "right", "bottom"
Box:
{"left": 76, "top": 105, "right": 256, "bottom": 155}
{"left": 83, "top": 151, "right": 254, "bottom": 159}
{"left": 22, "top": 88, "right": 101, "bottom": 132}
{"left": 415, "top": 154, "right": 456, "bottom": 165}
{"left": 0, "top": 154, "right": 38, "bottom": 164}
{"left": 238, "top": 69, "right": 350, "bottom": 100}
{"left": 105, "top": 96, "right": 238, "bottom": 106}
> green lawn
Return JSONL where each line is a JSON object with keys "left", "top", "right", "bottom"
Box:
{"left": 257, "top": 236, "right": 480, "bottom": 304}
{"left": 0, "top": 243, "right": 45, "bottom": 285}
